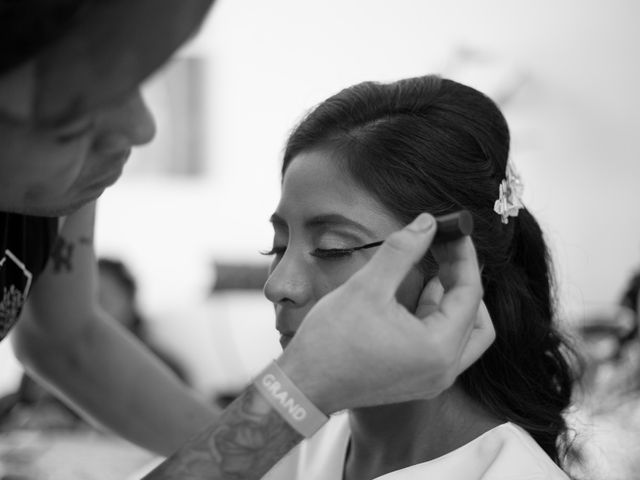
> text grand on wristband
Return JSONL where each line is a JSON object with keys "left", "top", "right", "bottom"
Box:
{"left": 262, "top": 374, "right": 307, "bottom": 421}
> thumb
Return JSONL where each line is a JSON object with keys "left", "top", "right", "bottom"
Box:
{"left": 352, "top": 213, "right": 436, "bottom": 299}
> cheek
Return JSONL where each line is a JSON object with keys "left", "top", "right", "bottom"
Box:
{"left": 0, "top": 128, "right": 84, "bottom": 192}
{"left": 312, "top": 260, "right": 365, "bottom": 300}
{"left": 26, "top": 142, "right": 89, "bottom": 194}
{"left": 314, "top": 254, "right": 401, "bottom": 301}
{"left": 312, "top": 268, "right": 346, "bottom": 299}
{"left": 395, "top": 269, "right": 425, "bottom": 313}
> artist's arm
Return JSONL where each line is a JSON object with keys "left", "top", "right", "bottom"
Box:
{"left": 143, "top": 384, "right": 302, "bottom": 478}
{"left": 144, "top": 213, "right": 494, "bottom": 479}
{"left": 11, "top": 201, "right": 218, "bottom": 455}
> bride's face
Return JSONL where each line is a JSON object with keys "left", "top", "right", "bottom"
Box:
{"left": 263, "top": 149, "right": 425, "bottom": 349}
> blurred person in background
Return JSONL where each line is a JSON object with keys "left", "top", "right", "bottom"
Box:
{"left": 260, "top": 75, "right": 576, "bottom": 479}
{"left": 1, "top": 0, "right": 494, "bottom": 477}
{"left": 576, "top": 269, "right": 640, "bottom": 405}
{"left": 0, "top": 257, "right": 188, "bottom": 432}
{"left": 97, "top": 257, "right": 189, "bottom": 384}
{"left": 568, "top": 269, "right": 640, "bottom": 479}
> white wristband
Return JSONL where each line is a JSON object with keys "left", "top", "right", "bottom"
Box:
{"left": 253, "top": 360, "right": 329, "bottom": 438}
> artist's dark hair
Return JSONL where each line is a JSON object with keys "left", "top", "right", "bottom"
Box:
{"left": 282, "top": 75, "right": 576, "bottom": 466}
{"left": 0, "top": 0, "right": 87, "bottom": 74}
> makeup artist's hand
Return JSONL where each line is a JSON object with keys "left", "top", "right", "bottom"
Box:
{"left": 278, "top": 212, "right": 495, "bottom": 414}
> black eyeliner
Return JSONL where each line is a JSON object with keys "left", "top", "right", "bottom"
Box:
{"left": 317, "top": 210, "right": 474, "bottom": 253}
{"left": 310, "top": 241, "right": 383, "bottom": 258}
{"left": 265, "top": 210, "right": 474, "bottom": 257}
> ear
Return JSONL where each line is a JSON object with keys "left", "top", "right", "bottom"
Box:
{"left": 0, "top": 61, "right": 36, "bottom": 123}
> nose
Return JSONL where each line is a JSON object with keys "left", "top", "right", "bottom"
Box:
{"left": 92, "top": 90, "right": 156, "bottom": 153}
{"left": 263, "top": 252, "right": 313, "bottom": 311}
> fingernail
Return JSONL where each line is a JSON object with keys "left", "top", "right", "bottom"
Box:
{"left": 407, "top": 213, "right": 434, "bottom": 233}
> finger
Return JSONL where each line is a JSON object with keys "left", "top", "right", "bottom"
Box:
{"left": 429, "top": 236, "right": 483, "bottom": 346}
{"left": 422, "top": 276, "right": 444, "bottom": 305}
{"left": 430, "top": 235, "right": 480, "bottom": 291}
{"left": 458, "top": 301, "right": 496, "bottom": 372}
{"left": 476, "top": 301, "right": 490, "bottom": 328}
{"left": 415, "top": 276, "right": 444, "bottom": 318}
{"left": 352, "top": 213, "right": 436, "bottom": 299}
{"left": 453, "top": 300, "right": 491, "bottom": 370}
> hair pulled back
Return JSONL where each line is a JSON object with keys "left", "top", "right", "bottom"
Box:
{"left": 282, "top": 75, "right": 576, "bottom": 466}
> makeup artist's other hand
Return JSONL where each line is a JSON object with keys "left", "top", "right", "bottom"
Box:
{"left": 278, "top": 213, "right": 495, "bottom": 414}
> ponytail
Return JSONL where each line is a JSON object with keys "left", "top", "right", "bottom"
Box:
{"left": 461, "top": 209, "right": 576, "bottom": 465}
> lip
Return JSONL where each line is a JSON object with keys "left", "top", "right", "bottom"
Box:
{"left": 279, "top": 333, "right": 294, "bottom": 350}
{"left": 85, "top": 150, "right": 131, "bottom": 189}
{"left": 105, "top": 150, "right": 131, "bottom": 178}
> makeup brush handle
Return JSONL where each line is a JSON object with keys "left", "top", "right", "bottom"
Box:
{"left": 433, "top": 210, "right": 474, "bottom": 244}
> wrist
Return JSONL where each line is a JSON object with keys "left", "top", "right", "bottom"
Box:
{"left": 276, "top": 349, "right": 337, "bottom": 415}
{"left": 254, "top": 360, "right": 329, "bottom": 437}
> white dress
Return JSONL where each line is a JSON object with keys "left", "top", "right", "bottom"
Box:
{"left": 263, "top": 413, "right": 569, "bottom": 480}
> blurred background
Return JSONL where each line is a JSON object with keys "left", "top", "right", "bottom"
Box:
{"left": 1, "top": 0, "right": 640, "bottom": 478}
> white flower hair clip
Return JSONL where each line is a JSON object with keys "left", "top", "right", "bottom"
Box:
{"left": 493, "top": 162, "right": 524, "bottom": 224}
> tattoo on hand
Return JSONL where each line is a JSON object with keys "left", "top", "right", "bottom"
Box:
{"left": 144, "top": 385, "right": 303, "bottom": 479}
{"left": 50, "top": 236, "right": 74, "bottom": 273}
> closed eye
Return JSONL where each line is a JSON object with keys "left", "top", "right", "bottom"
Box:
{"left": 311, "top": 240, "right": 383, "bottom": 259}
{"left": 311, "top": 247, "right": 356, "bottom": 259}
{"left": 51, "top": 117, "right": 96, "bottom": 143}
{"left": 260, "top": 240, "right": 383, "bottom": 260}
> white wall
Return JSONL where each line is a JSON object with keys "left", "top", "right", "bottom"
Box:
{"left": 92, "top": 0, "right": 639, "bottom": 391}
{"left": 185, "top": 0, "right": 640, "bottom": 317}
{"left": 10, "top": 0, "right": 632, "bottom": 395}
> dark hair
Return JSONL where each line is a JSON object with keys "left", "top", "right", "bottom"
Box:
{"left": 282, "top": 75, "right": 576, "bottom": 466}
{"left": 0, "top": 0, "right": 87, "bottom": 74}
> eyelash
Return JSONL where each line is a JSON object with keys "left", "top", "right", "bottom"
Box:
{"left": 260, "top": 241, "right": 383, "bottom": 260}
{"left": 312, "top": 248, "right": 357, "bottom": 259}
{"left": 260, "top": 247, "right": 352, "bottom": 259}
{"left": 260, "top": 247, "right": 286, "bottom": 257}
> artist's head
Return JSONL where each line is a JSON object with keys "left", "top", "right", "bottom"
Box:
{"left": 264, "top": 75, "right": 575, "bottom": 465}
{"left": 0, "top": 0, "right": 213, "bottom": 216}
{"left": 0, "top": 65, "right": 155, "bottom": 216}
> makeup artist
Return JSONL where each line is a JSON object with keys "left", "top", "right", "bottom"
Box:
{"left": 0, "top": 1, "right": 494, "bottom": 478}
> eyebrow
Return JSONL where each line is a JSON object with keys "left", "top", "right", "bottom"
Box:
{"left": 269, "top": 212, "right": 376, "bottom": 237}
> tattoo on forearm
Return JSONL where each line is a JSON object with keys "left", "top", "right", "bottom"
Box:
{"left": 144, "top": 385, "right": 303, "bottom": 479}
{"left": 50, "top": 236, "right": 74, "bottom": 273}
{"left": 49, "top": 234, "right": 93, "bottom": 273}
